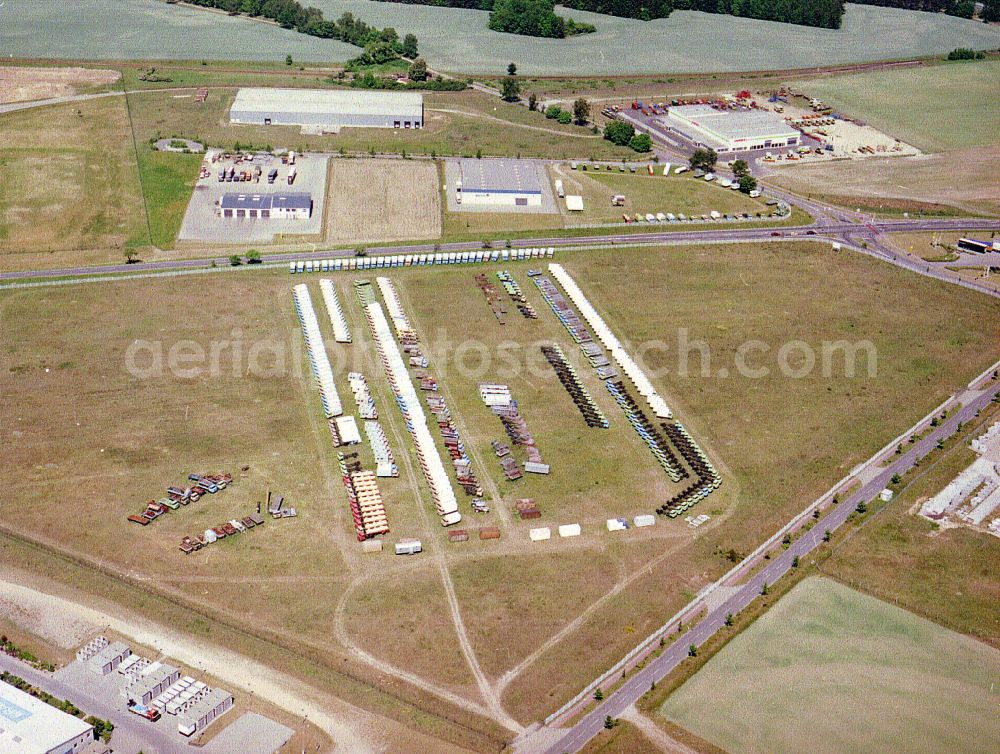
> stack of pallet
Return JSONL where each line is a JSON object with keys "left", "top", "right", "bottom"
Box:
{"left": 365, "top": 421, "right": 398, "bottom": 478}
{"left": 319, "top": 278, "right": 352, "bottom": 343}
{"left": 292, "top": 284, "right": 342, "bottom": 418}
{"left": 376, "top": 277, "right": 416, "bottom": 341}
{"left": 338, "top": 453, "right": 390, "bottom": 540}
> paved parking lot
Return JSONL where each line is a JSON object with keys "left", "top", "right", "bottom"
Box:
{"left": 178, "top": 152, "right": 328, "bottom": 243}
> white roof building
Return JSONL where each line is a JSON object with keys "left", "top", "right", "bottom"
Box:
{"left": 667, "top": 104, "right": 800, "bottom": 152}
{"left": 0, "top": 680, "right": 94, "bottom": 754}
{"left": 230, "top": 88, "right": 423, "bottom": 130}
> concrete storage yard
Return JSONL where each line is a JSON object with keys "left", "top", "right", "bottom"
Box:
{"left": 4, "top": 1, "right": 1000, "bottom": 74}
{"left": 178, "top": 152, "right": 328, "bottom": 244}
{"left": 659, "top": 577, "right": 1000, "bottom": 754}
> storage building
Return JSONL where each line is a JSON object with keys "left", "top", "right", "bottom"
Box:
{"left": 230, "top": 88, "right": 423, "bottom": 130}
{"left": 457, "top": 159, "right": 543, "bottom": 207}
{"left": 176, "top": 688, "right": 234, "bottom": 737}
{"left": 220, "top": 193, "right": 312, "bottom": 220}
{"left": 667, "top": 105, "right": 800, "bottom": 152}
{"left": 0, "top": 679, "right": 94, "bottom": 754}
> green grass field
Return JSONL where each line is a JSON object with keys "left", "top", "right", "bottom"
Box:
{"left": 793, "top": 62, "right": 1000, "bottom": 152}
{"left": 659, "top": 576, "right": 1000, "bottom": 754}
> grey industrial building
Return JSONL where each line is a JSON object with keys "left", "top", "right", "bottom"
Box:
{"left": 456, "top": 158, "right": 543, "bottom": 207}
{"left": 229, "top": 88, "right": 424, "bottom": 130}
{"left": 0, "top": 679, "right": 94, "bottom": 754}
{"left": 220, "top": 192, "right": 313, "bottom": 219}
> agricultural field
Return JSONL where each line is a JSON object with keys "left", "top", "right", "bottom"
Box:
{"left": 0, "top": 65, "right": 120, "bottom": 104}
{"left": 0, "top": 96, "right": 148, "bottom": 270}
{"left": 551, "top": 165, "right": 767, "bottom": 222}
{"left": 659, "top": 577, "right": 1000, "bottom": 754}
{"left": 791, "top": 61, "right": 1000, "bottom": 153}
{"left": 5, "top": 1, "right": 1000, "bottom": 75}
{"left": 2, "top": 241, "right": 999, "bottom": 740}
{"left": 325, "top": 159, "right": 441, "bottom": 244}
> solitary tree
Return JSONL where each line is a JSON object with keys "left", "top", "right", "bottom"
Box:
{"left": 761, "top": 581, "right": 769, "bottom": 595}
{"left": 792, "top": 555, "right": 800, "bottom": 568}
{"left": 688, "top": 643, "right": 698, "bottom": 657}
{"left": 507, "top": 62, "right": 518, "bottom": 76}
{"left": 285, "top": 54, "right": 293, "bottom": 66}
{"left": 402, "top": 33, "right": 419, "bottom": 58}
{"left": 823, "top": 529, "right": 831, "bottom": 542}
{"left": 890, "top": 473, "right": 901, "bottom": 484}
{"left": 731, "top": 158, "right": 750, "bottom": 178}
{"left": 593, "top": 688, "right": 604, "bottom": 701}
{"left": 857, "top": 501, "right": 868, "bottom": 514}
{"left": 572, "top": 98, "right": 591, "bottom": 125}
{"left": 724, "top": 612, "right": 734, "bottom": 626}
{"left": 738, "top": 174, "right": 757, "bottom": 194}
{"left": 604, "top": 715, "right": 617, "bottom": 730}
{"left": 246, "top": 249, "right": 261, "bottom": 264}
{"left": 528, "top": 92, "right": 538, "bottom": 111}
{"left": 229, "top": 254, "right": 242, "bottom": 266}
{"left": 408, "top": 57, "right": 429, "bottom": 82}
{"left": 690, "top": 147, "right": 718, "bottom": 171}
{"left": 500, "top": 76, "right": 521, "bottom": 102}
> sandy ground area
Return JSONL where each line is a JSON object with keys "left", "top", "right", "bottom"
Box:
{"left": 0, "top": 585, "right": 96, "bottom": 649}
{"left": 0, "top": 66, "right": 120, "bottom": 104}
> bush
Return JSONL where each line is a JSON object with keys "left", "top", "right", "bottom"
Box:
{"left": 545, "top": 105, "right": 562, "bottom": 120}
{"left": 557, "top": 110, "right": 573, "bottom": 125}
{"left": 628, "top": 133, "right": 652, "bottom": 152}
{"left": 947, "top": 47, "right": 985, "bottom": 60}
{"left": 603, "top": 120, "right": 635, "bottom": 146}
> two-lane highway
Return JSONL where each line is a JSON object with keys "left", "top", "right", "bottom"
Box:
{"left": 539, "top": 375, "right": 1000, "bottom": 754}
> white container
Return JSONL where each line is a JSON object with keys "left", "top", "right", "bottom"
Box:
{"left": 558, "top": 523, "right": 581, "bottom": 538}
{"left": 634, "top": 514, "right": 656, "bottom": 528}
{"left": 529, "top": 527, "right": 551, "bottom": 542}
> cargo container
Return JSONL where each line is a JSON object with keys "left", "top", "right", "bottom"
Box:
{"left": 395, "top": 539, "right": 422, "bottom": 555}
{"left": 287, "top": 167, "right": 297, "bottom": 185}
{"left": 634, "top": 514, "right": 656, "bottom": 528}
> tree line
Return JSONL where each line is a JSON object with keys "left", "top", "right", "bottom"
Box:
{"left": 383, "top": 0, "right": 847, "bottom": 27}
{"left": 177, "top": 0, "right": 421, "bottom": 54}
{"left": 849, "top": 0, "right": 977, "bottom": 18}
{"left": 488, "top": 0, "right": 596, "bottom": 37}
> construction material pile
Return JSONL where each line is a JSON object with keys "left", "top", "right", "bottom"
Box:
{"left": 540, "top": 344, "right": 608, "bottom": 428}
{"left": 497, "top": 271, "right": 537, "bottom": 319}
{"left": 475, "top": 272, "right": 507, "bottom": 324}
{"left": 293, "top": 283, "right": 343, "bottom": 418}
{"left": 319, "top": 278, "right": 352, "bottom": 343}
{"left": 127, "top": 473, "right": 232, "bottom": 526}
{"left": 179, "top": 514, "right": 265, "bottom": 554}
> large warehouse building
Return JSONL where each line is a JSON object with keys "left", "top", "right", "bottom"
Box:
{"left": 667, "top": 104, "right": 800, "bottom": 152}
{"left": 229, "top": 88, "right": 423, "bottom": 130}
{"left": 0, "top": 679, "right": 94, "bottom": 754}
{"left": 456, "top": 159, "right": 543, "bottom": 207}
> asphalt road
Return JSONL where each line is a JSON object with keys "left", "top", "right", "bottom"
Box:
{"left": 3, "top": 217, "right": 999, "bottom": 287}
{"left": 0, "top": 653, "right": 178, "bottom": 754}
{"left": 539, "top": 377, "right": 1000, "bottom": 754}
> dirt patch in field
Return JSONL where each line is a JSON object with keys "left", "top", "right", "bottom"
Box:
{"left": 767, "top": 144, "right": 1000, "bottom": 216}
{"left": 325, "top": 158, "right": 441, "bottom": 244}
{"left": 0, "top": 66, "right": 121, "bottom": 104}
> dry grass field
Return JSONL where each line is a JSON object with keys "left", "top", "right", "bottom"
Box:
{"left": 659, "top": 577, "right": 1000, "bottom": 754}
{"left": 0, "top": 65, "right": 120, "bottom": 104}
{"left": 0, "top": 96, "right": 147, "bottom": 269}
{"left": 2, "top": 241, "right": 999, "bottom": 740}
{"left": 325, "top": 159, "right": 441, "bottom": 244}
{"left": 768, "top": 145, "right": 1000, "bottom": 217}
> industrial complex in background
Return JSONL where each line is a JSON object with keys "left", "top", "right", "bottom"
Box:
{"left": 229, "top": 88, "right": 424, "bottom": 131}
